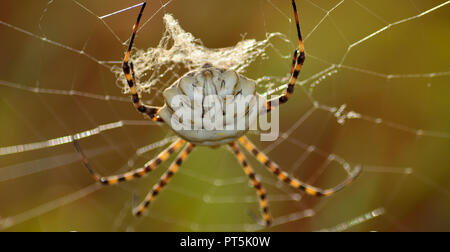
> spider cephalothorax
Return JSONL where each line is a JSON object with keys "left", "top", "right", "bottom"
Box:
{"left": 74, "top": 0, "right": 361, "bottom": 227}
{"left": 159, "top": 63, "right": 265, "bottom": 146}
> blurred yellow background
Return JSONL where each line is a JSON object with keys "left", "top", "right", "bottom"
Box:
{"left": 0, "top": 0, "right": 449, "bottom": 231}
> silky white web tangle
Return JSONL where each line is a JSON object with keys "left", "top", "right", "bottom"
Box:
{"left": 113, "top": 14, "right": 289, "bottom": 94}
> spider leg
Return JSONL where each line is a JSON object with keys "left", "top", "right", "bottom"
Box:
{"left": 238, "top": 136, "right": 362, "bottom": 197}
{"left": 229, "top": 142, "right": 272, "bottom": 226}
{"left": 133, "top": 143, "right": 196, "bottom": 216}
{"left": 267, "top": 0, "right": 305, "bottom": 112}
{"left": 290, "top": 49, "right": 299, "bottom": 76}
{"left": 74, "top": 138, "right": 186, "bottom": 185}
{"left": 123, "top": 2, "right": 163, "bottom": 122}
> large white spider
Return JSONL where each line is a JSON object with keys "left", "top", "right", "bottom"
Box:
{"left": 74, "top": 0, "right": 361, "bottom": 226}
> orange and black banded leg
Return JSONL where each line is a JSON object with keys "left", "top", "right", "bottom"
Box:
{"left": 267, "top": 0, "right": 306, "bottom": 112}
{"left": 133, "top": 143, "right": 195, "bottom": 216}
{"left": 290, "top": 49, "right": 299, "bottom": 76}
{"left": 229, "top": 142, "right": 272, "bottom": 226}
{"left": 122, "top": 2, "right": 163, "bottom": 122}
{"left": 74, "top": 138, "right": 186, "bottom": 186}
{"left": 238, "top": 136, "right": 361, "bottom": 197}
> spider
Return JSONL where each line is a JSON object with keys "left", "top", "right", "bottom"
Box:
{"left": 74, "top": 0, "right": 361, "bottom": 227}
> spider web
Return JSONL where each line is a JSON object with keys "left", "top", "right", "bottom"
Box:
{"left": 0, "top": 0, "right": 449, "bottom": 232}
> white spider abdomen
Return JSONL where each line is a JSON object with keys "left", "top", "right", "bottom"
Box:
{"left": 159, "top": 64, "right": 265, "bottom": 146}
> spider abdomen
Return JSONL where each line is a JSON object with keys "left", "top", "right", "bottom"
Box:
{"left": 159, "top": 64, "right": 264, "bottom": 146}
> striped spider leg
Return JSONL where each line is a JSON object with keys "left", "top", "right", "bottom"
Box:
{"left": 238, "top": 136, "right": 362, "bottom": 197}
{"left": 133, "top": 143, "right": 195, "bottom": 216}
{"left": 267, "top": 0, "right": 306, "bottom": 112}
{"left": 226, "top": 135, "right": 361, "bottom": 226}
{"left": 75, "top": 138, "right": 196, "bottom": 217}
{"left": 122, "top": 2, "right": 163, "bottom": 122}
{"left": 74, "top": 138, "right": 185, "bottom": 186}
{"left": 229, "top": 142, "right": 272, "bottom": 226}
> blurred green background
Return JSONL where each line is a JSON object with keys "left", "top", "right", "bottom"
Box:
{"left": 0, "top": 0, "right": 449, "bottom": 232}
